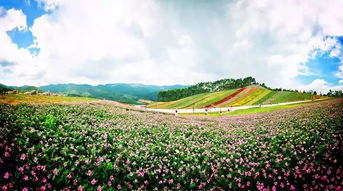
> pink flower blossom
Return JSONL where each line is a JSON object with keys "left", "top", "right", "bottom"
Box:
{"left": 4, "top": 152, "right": 10, "bottom": 157}
{"left": 20, "top": 154, "right": 26, "bottom": 160}
{"left": 22, "top": 188, "right": 28, "bottom": 191}
{"left": 117, "top": 184, "right": 122, "bottom": 190}
{"left": 4, "top": 172, "right": 9, "bottom": 179}
{"left": 290, "top": 185, "right": 295, "bottom": 190}
{"left": 53, "top": 168, "right": 58, "bottom": 175}
{"left": 23, "top": 175, "right": 29, "bottom": 181}
{"left": 77, "top": 185, "right": 83, "bottom": 191}
{"left": 19, "top": 167, "right": 24, "bottom": 173}
{"left": 91, "top": 179, "right": 97, "bottom": 185}
{"left": 87, "top": 170, "right": 93, "bottom": 176}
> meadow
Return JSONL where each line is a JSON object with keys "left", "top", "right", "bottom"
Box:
{"left": 0, "top": 98, "right": 342, "bottom": 190}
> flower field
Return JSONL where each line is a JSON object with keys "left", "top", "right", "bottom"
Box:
{"left": 0, "top": 94, "right": 98, "bottom": 105}
{"left": 148, "top": 85, "right": 323, "bottom": 109}
{"left": 0, "top": 99, "right": 342, "bottom": 190}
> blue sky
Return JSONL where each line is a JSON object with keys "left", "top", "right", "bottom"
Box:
{"left": 297, "top": 36, "right": 343, "bottom": 86}
{"left": 1, "top": 0, "right": 46, "bottom": 53}
{"left": 0, "top": 0, "right": 343, "bottom": 93}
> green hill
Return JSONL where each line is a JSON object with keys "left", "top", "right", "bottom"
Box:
{"left": 148, "top": 85, "right": 322, "bottom": 109}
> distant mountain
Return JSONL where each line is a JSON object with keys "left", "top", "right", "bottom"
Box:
{"left": 0, "top": 83, "right": 13, "bottom": 94}
{"left": 39, "top": 83, "right": 188, "bottom": 104}
{"left": 10, "top": 85, "right": 39, "bottom": 93}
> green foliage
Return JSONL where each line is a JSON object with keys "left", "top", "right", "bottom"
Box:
{"left": 44, "top": 114, "right": 57, "bottom": 129}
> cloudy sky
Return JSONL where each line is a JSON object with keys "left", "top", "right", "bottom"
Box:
{"left": 0, "top": 0, "right": 343, "bottom": 93}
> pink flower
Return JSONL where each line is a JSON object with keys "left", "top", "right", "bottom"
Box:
{"left": 42, "top": 178, "right": 47, "bottom": 183}
{"left": 53, "top": 168, "right": 58, "bottom": 175}
{"left": 144, "top": 180, "right": 149, "bottom": 185}
{"left": 77, "top": 185, "right": 83, "bottom": 191}
{"left": 19, "top": 167, "right": 24, "bottom": 173}
{"left": 2, "top": 185, "right": 7, "bottom": 191}
{"left": 87, "top": 170, "right": 93, "bottom": 176}
{"left": 91, "top": 179, "right": 97, "bottom": 185}
{"left": 40, "top": 186, "right": 46, "bottom": 191}
{"left": 23, "top": 175, "right": 29, "bottom": 181}
{"left": 67, "top": 174, "right": 72, "bottom": 179}
{"left": 20, "top": 154, "right": 26, "bottom": 160}
{"left": 290, "top": 185, "right": 295, "bottom": 190}
{"left": 22, "top": 188, "right": 28, "bottom": 191}
{"left": 169, "top": 179, "right": 174, "bottom": 184}
{"left": 4, "top": 172, "right": 9, "bottom": 179}
{"left": 97, "top": 186, "right": 102, "bottom": 191}
{"left": 109, "top": 175, "right": 114, "bottom": 181}
{"left": 117, "top": 184, "right": 122, "bottom": 190}
{"left": 4, "top": 152, "right": 10, "bottom": 157}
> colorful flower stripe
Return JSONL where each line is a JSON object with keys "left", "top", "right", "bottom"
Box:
{"left": 204, "top": 88, "right": 246, "bottom": 108}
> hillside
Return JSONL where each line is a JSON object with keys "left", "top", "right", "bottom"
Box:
{"left": 149, "top": 85, "right": 319, "bottom": 109}
{"left": 157, "top": 76, "right": 257, "bottom": 101}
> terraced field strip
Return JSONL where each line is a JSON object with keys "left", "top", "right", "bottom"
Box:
{"left": 188, "top": 89, "right": 238, "bottom": 109}
{"left": 253, "top": 91, "right": 277, "bottom": 105}
{"left": 216, "top": 87, "right": 251, "bottom": 107}
{"left": 147, "top": 92, "right": 213, "bottom": 109}
{"left": 204, "top": 88, "right": 246, "bottom": 108}
{"left": 244, "top": 88, "right": 271, "bottom": 105}
{"left": 165, "top": 92, "right": 214, "bottom": 109}
{"left": 230, "top": 87, "right": 259, "bottom": 106}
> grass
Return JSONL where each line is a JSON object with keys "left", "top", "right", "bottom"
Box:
{"left": 147, "top": 92, "right": 214, "bottom": 109}
{"left": 0, "top": 94, "right": 98, "bottom": 104}
{"left": 268, "top": 91, "right": 313, "bottom": 104}
{"left": 253, "top": 91, "right": 277, "bottom": 105}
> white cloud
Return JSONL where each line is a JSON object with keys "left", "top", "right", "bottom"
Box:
{"left": 0, "top": 0, "right": 343, "bottom": 93}
{"left": 300, "top": 79, "right": 343, "bottom": 94}
{"left": 0, "top": 8, "right": 41, "bottom": 85}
